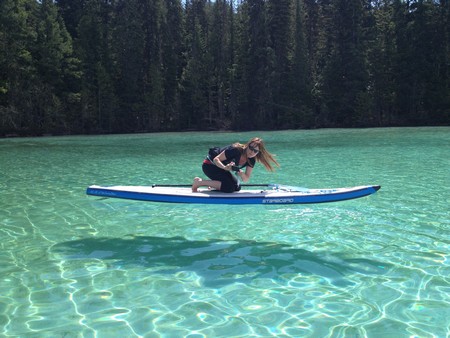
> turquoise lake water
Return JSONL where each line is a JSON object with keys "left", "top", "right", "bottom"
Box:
{"left": 1, "top": 127, "right": 449, "bottom": 337}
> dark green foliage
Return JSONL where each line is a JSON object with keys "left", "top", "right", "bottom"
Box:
{"left": 0, "top": 0, "right": 35, "bottom": 135}
{"left": 368, "top": 0, "right": 396, "bottom": 125}
{"left": 0, "top": 0, "right": 448, "bottom": 136}
{"left": 318, "top": 0, "right": 370, "bottom": 127}
{"left": 179, "top": 0, "right": 210, "bottom": 130}
{"left": 388, "top": 0, "right": 450, "bottom": 125}
{"left": 113, "top": 0, "right": 146, "bottom": 132}
{"left": 0, "top": 0, "right": 80, "bottom": 135}
{"left": 77, "top": 0, "right": 115, "bottom": 133}
{"left": 289, "top": 0, "right": 313, "bottom": 128}
{"left": 160, "top": 0, "right": 184, "bottom": 130}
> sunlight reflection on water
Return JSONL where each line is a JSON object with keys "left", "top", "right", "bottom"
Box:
{"left": 0, "top": 127, "right": 449, "bottom": 337}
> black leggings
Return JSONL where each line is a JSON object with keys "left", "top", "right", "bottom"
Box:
{"left": 202, "top": 163, "right": 241, "bottom": 193}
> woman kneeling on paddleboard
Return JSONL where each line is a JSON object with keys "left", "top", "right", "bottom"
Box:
{"left": 192, "top": 137, "right": 279, "bottom": 193}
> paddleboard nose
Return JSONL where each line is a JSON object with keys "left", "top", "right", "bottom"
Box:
{"left": 373, "top": 185, "right": 381, "bottom": 191}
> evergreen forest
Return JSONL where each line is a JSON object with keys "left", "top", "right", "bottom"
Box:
{"left": 1, "top": 0, "right": 449, "bottom": 136}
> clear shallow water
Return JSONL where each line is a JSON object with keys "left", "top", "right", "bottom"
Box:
{"left": 1, "top": 127, "right": 449, "bottom": 337}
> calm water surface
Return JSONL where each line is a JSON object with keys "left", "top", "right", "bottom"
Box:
{"left": 1, "top": 128, "right": 449, "bottom": 337}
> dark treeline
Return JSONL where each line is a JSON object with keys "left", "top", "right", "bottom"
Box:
{"left": 0, "top": 0, "right": 449, "bottom": 136}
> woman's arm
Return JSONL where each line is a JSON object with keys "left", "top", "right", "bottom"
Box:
{"left": 213, "top": 151, "right": 235, "bottom": 171}
{"left": 237, "top": 166, "right": 253, "bottom": 182}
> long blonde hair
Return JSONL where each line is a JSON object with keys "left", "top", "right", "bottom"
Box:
{"left": 233, "top": 137, "right": 280, "bottom": 171}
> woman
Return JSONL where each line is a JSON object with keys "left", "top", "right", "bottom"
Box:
{"left": 192, "top": 137, "right": 279, "bottom": 193}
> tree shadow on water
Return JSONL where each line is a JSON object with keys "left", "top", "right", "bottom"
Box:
{"left": 51, "top": 236, "right": 391, "bottom": 288}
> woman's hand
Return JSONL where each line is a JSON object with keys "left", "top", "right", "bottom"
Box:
{"left": 224, "top": 162, "right": 235, "bottom": 171}
{"left": 213, "top": 151, "right": 235, "bottom": 171}
{"left": 238, "top": 166, "right": 253, "bottom": 182}
{"left": 213, "top": 157, "right": 233, "bottom": 171}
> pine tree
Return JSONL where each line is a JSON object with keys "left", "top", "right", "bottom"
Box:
{"left": 290, "top": 0, "right": 313, "bottom": 128}
{"left": 413, "top": 0, "right": 449, "bottom": 124}
{"left": 56, "top": 0, "right": 87, "bottom": 39}
{"left": 368, "top": 0, "right": 396, "bottom": 125}
{"left": 34, "top": 0, "right": 79, "bottom": 133}
{"left": 237, "top": 0, "right": 271, "bottom": 129}
{"left": 179, "top": 0, "right": 210, "bottom": 129}
{"left": 209, "top": 0, "right": 232, "bottom": 129}
{"left": 320, "top": 0, "right": 369, "bottom": 126}
{"left": 2, "top": 0, "right": 449, "bottom": 136}
{"left": 160, "top": 0, "right": 184, "bottom": 130}
{"left": 0, "top": 0, "right": 37, "bottom": 135}
{"left": 77, "top": 0, "right": 116, "bottom": 133}
{"left": 113, "top": 0, "right": 146, "bottom": 132}
{"left": 227, "top": 0, "right": 239, "bottom": 127}
{"left": 266, "top": 0, "right": 292, "bottom": 128}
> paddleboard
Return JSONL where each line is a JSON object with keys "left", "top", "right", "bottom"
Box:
{"left": 86, "top": 185, "right": 380, "bottom": 205}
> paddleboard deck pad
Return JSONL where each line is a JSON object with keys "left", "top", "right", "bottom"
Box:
{"left": 86, "top": 185, "right": 380, "bottom": 205}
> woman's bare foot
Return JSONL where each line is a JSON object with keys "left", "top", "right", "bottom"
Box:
{"left": 192, "top": 177, "right": 202, "bottom": 192}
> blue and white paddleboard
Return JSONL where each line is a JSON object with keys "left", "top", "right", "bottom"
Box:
{"left": 86, "top": 185, "right": 380, "bottom": 205}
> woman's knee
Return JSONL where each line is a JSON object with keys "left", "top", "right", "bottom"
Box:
{"left": 220, "top": 184, "right": 235, "bottom": 193}
{"left": 220, "top": 181, "right": 240, "bottom": 193}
